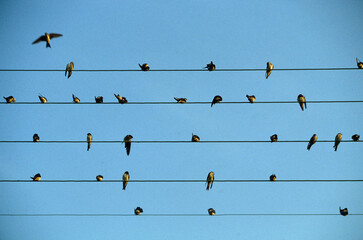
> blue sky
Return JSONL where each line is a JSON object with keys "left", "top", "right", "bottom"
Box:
{"left": 0, "top": 1, "right": 362, "bottom": 239}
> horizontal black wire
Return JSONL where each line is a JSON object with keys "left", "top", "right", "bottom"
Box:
{"left": 0, "top": 140, "right": 359, "bottom": 143}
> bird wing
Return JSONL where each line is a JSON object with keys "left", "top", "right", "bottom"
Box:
{"left": 49, "top": 33, "right": 63, "bottom": 39}
{"left": 32, "top": 36, "right": 47, "bottom": 44}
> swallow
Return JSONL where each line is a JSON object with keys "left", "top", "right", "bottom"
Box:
{"left": 356, "top": 58, "right": 363, "bottom": 69}
{"left": 87, "top": 133, "right": 93, "bottom": 151}
{"left": 96, "top": 175, "right": 103, "bottom": 181}
{"left": 32, "top": 33, "right": 63, "bottom": 48}
{"left": 206, "top": 171, "right": 214, "bottom": 190}
{"left": 174, "top": 97, "right": 187, "bottom": 103}
{"left": 352, "top": 134, "right": 360, "bottom": 141}
{"left": 269, "top": 174, "right": 277, "bottom": 181}
{"left": 266, "top": 62, "right": 274, "bottom": 79}
{"left": 3, "top": 96, "right": 16, "bottom": 103}
{"left": 114, "top": 94, "right": 128, "bottom": 104}
{"left": 211, "top": 95, "right": 222, "bottom": 107}
{"left": 297, "top": 94, "right": 306, "bottom": 111}
{"left": 204, "top": 61, "right": 216, "bottom": 71}
{"left": 134, "top": 207, "right": 143, "bottom": 215}
{"left": 33, "top": 134, "right": 40, "bottom": 142}
{"left": 208, "top": 208, "right": 216, "bottom": 216}
{"left": 72, "top": 94, "right": 80, "bottom": 103}
{"left": 191, "top": 133, "right": 200, "bottom": 142}
{"left": 124, "top": 135, "right": 133, "bottom": 155}
{"left": 38, "top": 95, "right": 47, "bottom": 103}
{"left": 333, "top": 133, "right": 342, "bottom": 151}
{"left": 95, "top": 96, "right": 103, "bottom": 103}
{"left": 246, "top": 95, "right": 256, "bottom": 103}
{"left": 123, "top": 171, "right": 130, "bottom": 190}
{"left": 65, "top": 62, "right": 74, "bottom": 78}
{"left": 31, "top": 173, "right": 41, "bottom": 181}
{"left": 270, "top": 134, "right": 278, "bottom": 142}
{"left": 139, "top": 63, "right": 150, "bottom": 71}
{"left": 339, "top": 207, "right": 348, "bottom": 216}
{"left": 307, "top": 134, "right": 317, "bottom": 150}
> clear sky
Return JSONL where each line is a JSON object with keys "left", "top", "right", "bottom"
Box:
{"left": 0, "top": 0, "right": 362, "bottom": 239}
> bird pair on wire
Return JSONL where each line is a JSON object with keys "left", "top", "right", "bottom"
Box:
{"left": 86, "top": 133, "right": 133, "bottom": 155}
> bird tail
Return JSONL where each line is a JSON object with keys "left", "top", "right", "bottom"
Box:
{"left": 211, "top": 102, "right": 214, "bottom": 107}
{"left": 334, "top": 145, "right": 337, "bottom": 151}
{"left": 300, "top": 103, "right": 304, "bottom": 111}
{"left": 307, "top": 144, "right": 311, "bottom": 150}
{"left": 87, "top": 142, "right": 91, "bottom": 151}
{"left": 72, "top": 94, "right": 75, "bottom": 100}
{"left": 125, "top": 142, "right": 131, "bottom": 155}
{"left": 123, "top": 182, "right": 127, "bottom": 190}
{"left": 266, "top": 71, "right": 271, "bottom": 79}
{"left": 46, "top": 43, "right": 51, "bottom": 48}
{"left": 206, "top": 183, "right": 209, "bottom": 190}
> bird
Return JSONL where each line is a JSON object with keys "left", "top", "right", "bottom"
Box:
{"left": 269, "top": 174, "right": 277, "bottom": 181}
{"left": 339, "top": 207, "right": 348, "bottom": 216}
{"left": 72, "top": 94, "right": 80, "bottom": 103}
{"left": 208, "top": 208, "right": 216, "bottom": 216}
{"left": 33, "top": 134, "right": 40, "bottom": 142}
{"left": 205, "top": 61, "right": 216, "bottom": 71}
{"left": 246, "top": 95, "right": 256, "bottom": 103}
{"left": 32, "top": 33, "right": 62, "bottom": 48}
{"left": 134, "top": 207, "right": 143, "bottom": 215}
{"left": 3, "top": 96, "right": 15, "bottom": 103}
{"left": 333, "top": 133, "right": 342, "bottom": 151}
{"left": 211, "top": 95, "right": 222, "bottom": 107}
{"left": 122, "top": 171, "right": 130, "bottom": 190}
{"left": 124, "top": 135, "right": 133, "bottom": 156}
{"left": 266, "top": 62, "right": 274, "bottom": 79}
{"left": 139, "top": 63, "right": 150, "bottom": 71}
{"left": 356, "top": 58, "right": 363, "bottom": 69}
{"left": 206, "top": 171, "right": 214, "bottom": 190}
{"left": 65, "top": 62, "right": 74, "bottom": 78}
{"left": 114, "top": 94, "right": 128, "bottom": 104}
{"left": 297, "top": 94, "right": 306, "bottom": 111}
{"left": 307, "top": 134, "right": 317, "bottom": 150}
{"left": 352, "top": 134, "right": 360, "bottom": 141}
{"left": 191, "top": 133, "right": 200, "bottom": 142}
{"left": 87, "top": 133, "right": 93, "bottom": 151}
{"left": 174, "top": 97, "right": 187, "bottom": 103}
{"left": 270, "top": 134, "right": 278, "bottom": 142}
{"left": 31, "top": 173, "right": 41, "bottom": 181}
{"left": 96, "top": 175, "right": 103, "bottom": 181}
{"left": 95, "top": 96, "right": 103, "bottom": 103}
{"left": 38, "top": 95, "right": 47, "bottom": 103}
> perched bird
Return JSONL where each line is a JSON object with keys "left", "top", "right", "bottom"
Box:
{"left": 246, "top": 95, "right": 256, "bottom": 103}
{"left": 3, "top": 96, "right": 16, "bottom": 103}
{"left": 270, "top": 134, "right": 278, "bottom": 142}
{"left": 333, "top": 133, "right": 342, "bottom": 151}
{"left": 134, "top": 207, "right": 143, "bottom": 215}
{"left": 124, "top": 135, "right": 133, "bottom": 156}
{"left": 339, "top": 207, "right": 348, "bottom": 216}
{"left": 174, "top": 97, "right": 187, "bottom": 103}
{"left": 139, "top": 63, "right": 150, "bottom": 71}
{"left": 32, "top": 32, "right": 63, "bottom": 48}
{"left": 211, "top": 95, "right": 222, "bottom": 107}
{"left": 33, "top": 134, "right": 40, "bottom": 142}
{"left": 87, "top": 133, "right": 93, "bottom": 151}
{"left": 307, "top": 134, "right": 317, "bottom": 150}
{"left": 205, "top": 61, "right": 216, "bottom": 71}
{"left": 95, "top": 96, "right": 103, "bottom": 103}
{"left": 96, "top": 175, "right": 103, "bottom": 181}
{"left": 206, "top": 171, "right": 214, "bottom": 190}
{"left": 352, "top": 134, "right": 360, "bottom": 141}
{"left": 266, "top": 62, "right": 274, "bottom": 79}
{"left": 297, "top": 94, "right": 306, "bottom": 111}
{"left": 269, "top": 174, "right": 277, "bottom": 181}
{"left": 31, "top": 173, "right": 41, "bottom": 181}
{"left": 38, "top": 95, "right": 47, "bottom": 103}
{"left": 123, "top": 171, "right": 130, "bottom": 190}
{"left": 65, "top": 62, "right": 74, "bottom": 78}
{"left": 356, "top": 58, "right": 363, "bottom": 69}
{"left": 114, "top": 94, "right": 128, "bottom": 104}
{"left": 208, "top": 208, "right": 216, "bottom": 216}
{"left": 72, "top": 94, "right": 80, "bottom": 103}
{"left": 191, "top": 133, "right": 200, "bottom": 142}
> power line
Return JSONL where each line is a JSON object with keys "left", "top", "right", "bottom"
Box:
{"left": 0, "top": 140, "right": 359, "bottom": 143}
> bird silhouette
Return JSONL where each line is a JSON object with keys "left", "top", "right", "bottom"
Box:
{"left": 269, "top": 174, "right": 276, "bottom": 181}
{"left": 174, "top": 97, "right": 187, "bottom": 103}
{"left": 32, "top": 33, "right": 62, "bottom": 48}
{"left": 356, "top": 58, "right": 363, "bottom": 69}
{"left": 206, "top": 171, "right": 214, "bottom": 190}
{"left": 191, "top": 134, "right": 200, "bottom": 142}
{"left": 72, "top": 94, "right": 80, "bottom": 103}
{"left": 208, "top": 208, "right": 216, "bottom": 215}
{"left": 352, "top": 134, "right": 360, "bottom": 141}
{"left": 205, "top": 61, "right": 216, "bottom": 71}
{"left": 297, "top": 94, "right": 306, "bottom": 111}
{"left": 38, "top": 95, "right": 47, "bottom": 103}
{"left": 333, "top": 133, "right": 342, "bottom": 151}
{"left": 246, "top": 95, "right": 256, "bottom": 103}
{"left": 270, "top": 134, "right": 278, "bottom": 142}
{"left": 87, "top": 133, "right": 93, "bottom": 151}
{"left": 31, "top": 173, "right": 41, "bottom": 181}
{"left": 123, "top": 171, "right": 130, "bottom": 190}
{"left": 95, "top": 96, "right": 103, "bottom": 103}
{"left": 339, "top": 207, "right": 348, "bottom": 216}
{"left": 307, "top": 134, "right": 317, "bottom": 150}
{"left": 33, "top": 134, "right": 40, "bottom": 142}
{"left": 114, "top": 94, "right": 128, "bottom": 104}
{"left": 266, "top": 62, "right": 274, "bottom": 79}
{"left": 124, "top": 135, "right": 133, "bottom": 156}
{"left": 134, "top": 207, "right": 143, "bottom": 215}
{"left": 139, "top": 63, "right": 150, "bottom": 71}
{"left": 65, "top": 62, "right": 74, "bottom": 78}
{"left": 3, "top": 96, "right": 15, "bottom": 103}
{"left": 211, "top": 95, "right": 222, "bottom": 107}
{"left": 96, "top": 175, "right": 103, "bottom": 181}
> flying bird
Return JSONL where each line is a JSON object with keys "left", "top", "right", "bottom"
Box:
{"left": 95, "top": 96, "right": 103, "bottom": 103}
{"left": 87, "top": 133, "right": 93, "bottom": 151}
{"left": 333, "top": 133, "right": 342, "bottom": 151}
{"left": 246, "top": 95, "right": 256, "bottom": 103}
{"left": 266, "top": 62, "right": 274, "bottom": 79}
{"left": 3, "top": 96, "right": 15, "bottom": 103}
{"left": 356, "top": 58, "right": 363, "bottom": 69}
{"left": 139, "top": 63, "right": 150, "bottom": 71}
{"left": 269, "top": 174, "right": 276, "bottom": 181}
{"left": 134, "top": 207, "right": 143, "bottom": 215}
{"left": 38, "top": 95, "right": 47, "bottom": 103}
{"left": 270, "top": 134, "right": 278, "bottom": 142}
{"left": 123, "top": 171, "right": 130, "bottom": 190}
{"left": 211, "top": 95, "right": 222, "bottom": 107}
{"left": 307, "top": 134, "right": 317, "bottom": 150}
{"left": 65, "top": 62, "right": 74, "bottom": 78}
{"left": 96, "top": 175, "right": 103, "bottom": 181}
{"left": 208, "top": 208, "right": 216, "bottom": 216}
{"left": 72, "top": 94, "right": 80, "bottom": 103}
{"left": 297, "top": 94, "right": 306, "bottom": 111}
{"left": 31, "top": 173, "right": 41, "bottom": 181}
{"left": 33, "top": 134, "right": 40, "bottom": 142}
{"left": 191, "top": 134, "right": 200, "bottom": 142}
{"left": 32, "top": 33, "right": 63, "bottom": 48}
{"left": 174, "top": 97, "right": 187, "bottom": 103}
{"left": 124, "top": 135, "right": 133, "bottom": 155}
{"left": 114, "top": 94, "right": 128, "bottom": 104}
{"left": 339, "top": 207, "right": 348, "bottom": 216}
{"left": 352, "top": 134, "right": 360, "bottom": 141}
{"left": 206, "top": 171, "right": 214, "bottom": 190}
{"left": 205, "top": 61, "right": 216, "bottom": 71}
